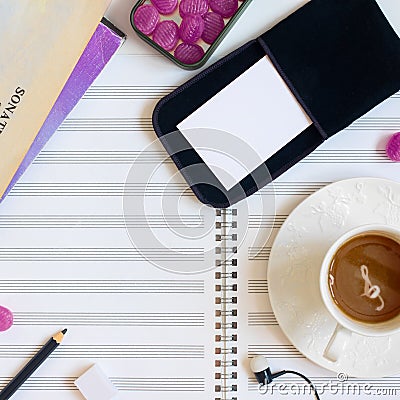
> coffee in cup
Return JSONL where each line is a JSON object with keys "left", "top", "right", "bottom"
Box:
{"left": 328, "top": 233, "right": 400, "bottom": 324}
{"left": 320, "top": 225, "right": 400, "bottom": 362}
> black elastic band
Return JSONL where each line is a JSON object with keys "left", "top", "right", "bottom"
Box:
{"left": 257, "top": 36, "right": 328, "bottom": 141}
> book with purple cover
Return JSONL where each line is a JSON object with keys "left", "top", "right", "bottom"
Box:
{"left": 0, "top": 0, "right": 111, "bottom": 200}
{"left": 1, "top": 18, "right": 125, "bottom": 202}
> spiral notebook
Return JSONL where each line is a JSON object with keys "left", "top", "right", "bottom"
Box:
{"left": 0, "top": 0, "right": 399, "bottom": 399}
{"left": 0, "top": 53, "right": 399, "bottom": 400}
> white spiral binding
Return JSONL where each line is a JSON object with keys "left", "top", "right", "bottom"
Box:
{"left": 215, "top": 209, "right": 238, "bottom": 400}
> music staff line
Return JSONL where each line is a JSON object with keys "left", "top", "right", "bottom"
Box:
{"left": 12, "top": 312, "right": 205, "bottom": 327}
{"left": 0, "top": 344, "right": 205, "bottom": 359}
{"left": 0, "top": 248, "right": 204, "bottom": 262}
{"left": 1, "top": 374, "right": 397, "bottom": 392}
{"left": 33, "top": 149, "right": 395, "bottom": 164}
{"left": 0, "top": 280, "right": 205, "bottom": 294}
{"left": 82, "top": 85, "right": 178, "bottom": 100}
{"left": 56, "top": 113, "right": 400, "bottom": 132}
{"left": 0, "top": 214, "right": 204, "bottom": 229}
{"left": 8, "top": 182, "right": 329, "bottom": 197}
{"left": 0, "top": 376, "right": 205, "bottom": 391}
{"left": 0, "top": 279, "right": 266, "bottom": 295}
{"left": 7, "top": 311, "right": 277, "bottom": 328}
{"left": 248, "top": 344, "right": 303, "bottom": 358}
{"left": 81, "top": 86, "right": 400, "bottom": 102}
{"left": 0, "top": 214, "right": 284, "bottom": 229}
{"left": 248, "top": 312, "right": 278, "bottom": 326}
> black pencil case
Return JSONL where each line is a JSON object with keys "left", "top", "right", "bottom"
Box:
{"left": 153, "top": 0, "right": 400, "bottom": 208}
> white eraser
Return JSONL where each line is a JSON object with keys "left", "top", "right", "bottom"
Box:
{"left": 75, "top": 364, "right": 118, "bottom": 400}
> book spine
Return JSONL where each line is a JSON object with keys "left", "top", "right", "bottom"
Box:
{"left": 215, "top": 208, "right": 238, "bottom": 400}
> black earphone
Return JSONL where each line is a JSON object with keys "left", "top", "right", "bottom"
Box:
{"left": 250, "top": 356, "right": 321, "bottom": 400}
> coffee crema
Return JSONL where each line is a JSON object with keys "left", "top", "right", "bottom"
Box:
{"left": 328, "top": 233, "right": 400, "bottom": 324}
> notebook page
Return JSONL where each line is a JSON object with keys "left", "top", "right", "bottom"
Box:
{"left": 234, "top": 91, "right": 400, "bottom": 399}
{"left": 0, "top": 0, "right": 296, "bottom": 397}
{"left": 0, "top": 54, "right": 221, "bottom": 399}
{"left": 0, "top": 1, "right": 398, "bottom": 399}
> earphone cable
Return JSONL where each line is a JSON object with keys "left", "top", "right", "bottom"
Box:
{"left": 271, "top": 370, "right": 320, "bottom": 400}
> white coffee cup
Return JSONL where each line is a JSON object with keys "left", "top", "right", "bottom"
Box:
{"left": 320, "top": 224, "right": 400, "bottom": 362}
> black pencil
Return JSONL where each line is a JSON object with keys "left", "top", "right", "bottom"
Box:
{"left": 0, "top": 329, "right": 67, "bottom": 400}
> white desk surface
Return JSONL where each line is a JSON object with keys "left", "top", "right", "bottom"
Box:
{"left": 0, "top": 1, "right": 398, "bottom": 399}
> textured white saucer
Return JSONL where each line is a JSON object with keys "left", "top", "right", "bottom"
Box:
{"left": 268, "top": 177, "right": 400, "bottom": 377}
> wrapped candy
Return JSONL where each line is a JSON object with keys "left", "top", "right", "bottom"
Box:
{"left": 386, "top": 132, "right": 400, "bottom": 162}
{"left": 134, "top": 4, "right": 160, "bottom": 35}
{"left": 153, "top": 20, "right": 180, "bottom": 51}
{"left": 0, "top": 305, "right": 13, "bottom": 332}
{"left": 132, "top": 0, "right": 247, "bottom": 66}
{"left": 151, "top": 0, "right": 178, "bottom": 15}
{"left": 179, "top": 0, "right": 209, "bottom": 17}
{"left": 202, "top": 12, "right": 225, "bottom": 44}
{"left": 179, "top": 14, "right": 205, "bottom": 44}
{"left": 209, "top": 0, "right": 238, "bottom": 18}
{"left": 175, "top": 43, "right": 205, "bottom": 63}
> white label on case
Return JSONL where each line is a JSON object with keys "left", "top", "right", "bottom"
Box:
{"left": 177, "top": 56, "right": 312, "bottom": 191}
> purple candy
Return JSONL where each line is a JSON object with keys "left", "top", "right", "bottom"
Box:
{"left": 179, "top": 0, "right": 209, "bottom": 18}
{"left": 134, "top": 4, "right": 160, "bottom": 35}
{"left": 0, "top": 305, "right": 13, "bottom": 332}
{"left": 386, "top": 132, "right": 400, "bottom": 162}
{"left": 209, "top": 0, "right": 238, "bottom": 18}
{"left": 174, "top": 43, "right": 205, "bottom": 64}
{"left": 153, "top": 20, "right": 179, "bottom": 51}
{"left": 202, "top": 12, "right": 225, "bottom": 44}
{"left": 179, "top": 14, "right": 205, "bottom": 44}
{"left": 151, "top": 0, "right": 178, "bottom": 15}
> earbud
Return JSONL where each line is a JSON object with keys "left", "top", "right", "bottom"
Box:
{"left": 250, "top": 355, "right": 321, "bottom": 399}
{"left": 250, "top": 355, "right": 273, "bottom": 386}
